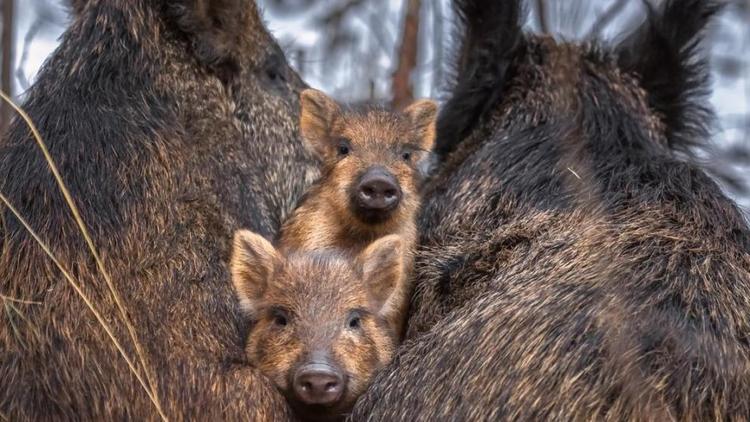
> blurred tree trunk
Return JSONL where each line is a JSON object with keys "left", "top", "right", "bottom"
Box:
{"left": 536, "top": 0, "right": 549, "bottom": 33}
{"left": 431, "top": 0, "right": 443, "bottom": 96}
{"left": 1, "top": 0, "right": 14, "bottom": 135}
{"left": 392, "top": 0, "right": 420, "bottom": 109}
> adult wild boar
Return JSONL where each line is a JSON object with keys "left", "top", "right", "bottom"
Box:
{"left": 353, "top": 0, "right": 750, "bottom": 420}
{"left": 0, "top": 0, "right": 317, "bottom": 419}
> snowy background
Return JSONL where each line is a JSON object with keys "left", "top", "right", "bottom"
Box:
{"left": 2, "top": 0, "right": 749, "bottom": 210}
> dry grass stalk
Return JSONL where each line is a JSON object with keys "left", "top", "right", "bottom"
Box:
{"left": 0, "top": 91, "right": 168, "bottom": 421}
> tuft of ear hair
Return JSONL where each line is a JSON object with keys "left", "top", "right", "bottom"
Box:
{"left": 616, "top": 0, "right": 724, "bottom": 154}
{"left": 299, "top": 89, "right": 342, "bottom": 160}
{"left": 167, "top": 0, "right": 254, "bottom": 82}
{"left": 436, "top": 0, "right": 524, "bottom": 159}
{"left": 357, "top": 235, "right": 404, "bottom": 318}
{"left": 230, "top": 230, "right": 281, "bottom": 315}
{"left": 69, "top": 0, "right": 87, "bottom": 15}
{"left": 404, "top": 99, "right": 438, "bottom": 151}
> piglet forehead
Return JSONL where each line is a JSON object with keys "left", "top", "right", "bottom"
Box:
{"left": 336, "top": 110, "right": 417, "bottom": 148}
{"left": 262, "top": 252, "right": 370, "bottom": 313}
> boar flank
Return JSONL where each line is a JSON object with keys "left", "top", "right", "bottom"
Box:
{"left": 353, "top": 0, "right": 750, "bottom": 420}
{"left": 0, "top": 0, "right": 316, "bottom": 419}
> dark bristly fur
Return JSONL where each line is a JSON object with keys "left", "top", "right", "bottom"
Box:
{"left": 434, "top": 0, "right": 523, "bottom": 158}
{"left": 616, "top": 0, "right": 723, "bottom": 153}
{"left": 0, "top": 0, "right": 317, "bottom": 419}
{"left": 4, "top": 0, "right": 748, "bottom": 420}
{"left": 69, "top": 0, "right": 87, "bottom": 14}
{"left": 352, "top": 0, "right": 750, "bottom": 420}
{"left": 167, "top": 0, "right": 246, "bottom": 81}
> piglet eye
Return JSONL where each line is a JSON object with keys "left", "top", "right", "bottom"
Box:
{"left": 346, "top": 312, "right": 362, "bottom": 330}
{"left": 271, "top": 309, "right": 288, "bottom": 327}
{"left": 349, "top": 317, "right": 360, "bottom": 329}
{"left": 401, "top": 151, "right": 412, "bottom": 161}
{"left": 274, "top": 315, "right": 287, "bottom": 326}
{"left": 337, "top": 139, "right": 351, "bottom": 156}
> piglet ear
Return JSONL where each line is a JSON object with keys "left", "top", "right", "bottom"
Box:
{"left": 403, "top": 99, "right": 438, "bottom": 151}
{"left": 299, "top": 89, "right": 341, "bottom": 160}
{"left": 230, "top": 230, "right": 281, "bottom": 316}
{"left": 357, "top": 235, "right": 405, "bottom": 317}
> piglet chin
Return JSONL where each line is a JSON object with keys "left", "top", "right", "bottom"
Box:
{"left": 288, "top": 400, "right": 348, "bottom": 422}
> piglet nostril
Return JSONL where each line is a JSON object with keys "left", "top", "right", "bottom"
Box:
{"left": 354, "top": 168, "right": 402, "bottom": 212}
{"left": 293, "top": 364, "right": 344, "bottom": 406}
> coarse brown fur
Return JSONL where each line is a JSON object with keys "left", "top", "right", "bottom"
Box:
{"left": 281, "top": 89, "right": 437, "bottom": 255}
{"left": 278, "top": 89, "right": 437, "bottom": 337}
{"left": 0, "top": 0, "right": 318, "bottom": 419}
{"left": 352, "top": 0, "right": 750, "bottom": 420}
{"left": 231, "top": 231, "right": 405, "bottom": 421}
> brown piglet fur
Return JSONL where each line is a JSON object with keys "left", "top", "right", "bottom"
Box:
{"left": 280, "top": 89, "right": 437, "bottom": 336}
{"left": 231, "top": 231, "right": 406, "bottom": 421}
{"left": 281, "top": 88, "right": 437, "bottom": 255}
{"left": 229, "top": 90, "right": 437, "bottom": 420}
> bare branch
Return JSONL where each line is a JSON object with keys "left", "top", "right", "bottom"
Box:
{"left": 15, "top": 19, "right": 45, "bottom": 91}
{"left": 1, "top": 0, "right": 15, "bottom": 134}
{"left": 585, "top": 0, "right": 629, "bottom": 39}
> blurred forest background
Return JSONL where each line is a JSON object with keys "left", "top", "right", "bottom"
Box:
{"left": 1, "top": 0, "right": 749, "bottom": 211}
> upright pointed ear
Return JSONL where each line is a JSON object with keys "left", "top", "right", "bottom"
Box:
{"left": 300, "top": 89, "right": 341, "bottom": 160}
{"left": 435, "top": 0, "right": 523, "bottom": 158}
{"left": 167, "top": 0, "right": 254, "bottom": 81}
{"left": 230, "top": 230, "right": 281, "bottom": 316}
{"left": 357, "top": 235, "right": 405, "bottom": 317}
{"left": 403, "top": 99, "right": 438, "bottom": 151}
{"left": 616, "top": 0, "right": 723, "bottom": 153}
